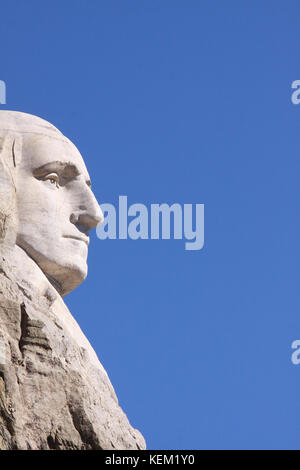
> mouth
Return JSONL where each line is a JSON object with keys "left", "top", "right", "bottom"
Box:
{"left": 63, "top": 235, "right": 89, "bottom": 246}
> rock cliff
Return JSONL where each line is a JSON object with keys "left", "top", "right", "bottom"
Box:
{"left": 0, "top": 252, "right": 145, "bottom": 450}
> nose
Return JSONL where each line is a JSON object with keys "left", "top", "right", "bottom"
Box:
{"left": 70, "top": 187, "right": 104, "bottom": 233}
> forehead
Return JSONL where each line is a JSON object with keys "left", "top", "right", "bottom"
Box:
{"left": 20, "top": 134, "right": 90, "bottom": 180}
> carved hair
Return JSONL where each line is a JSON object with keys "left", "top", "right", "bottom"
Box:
{"left": 0, "top": 111, "right": 63, "bottom": 138}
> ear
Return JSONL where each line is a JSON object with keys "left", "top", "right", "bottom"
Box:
{"left": 0, "top": 133, "right": 19, "bottom": 248}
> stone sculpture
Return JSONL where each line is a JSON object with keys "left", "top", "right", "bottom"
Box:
{"left": 0, "top": 111, "right": 145, "bottom": 450}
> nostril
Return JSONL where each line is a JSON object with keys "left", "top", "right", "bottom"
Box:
{"left": 70, "top": 211, "right": 102, "bottom": 231}
{"left": 70, "top": 199, "right": 103, "bottom": 230}
{"left": 70, "top": 213, "right": 78, "bottom": 224}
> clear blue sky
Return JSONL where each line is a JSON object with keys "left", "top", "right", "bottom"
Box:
{"left": 1, "top": 0, "right": 300, "bottom": 450}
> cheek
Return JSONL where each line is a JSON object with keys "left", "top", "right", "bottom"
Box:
{"left": 17, "top": 181, "right": 70, "bottom": 238}
{"left": 18, "top": 180, "right": 68, "bottom": 221}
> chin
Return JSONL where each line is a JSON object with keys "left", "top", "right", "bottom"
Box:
{"left": 31, "top": 253, "right": 88, "bottom": 296}
{"left": 50, "top": 257, "right": 88, "bottom": 296}
{"left": 16, "top": 238, "right": 89, "bottom": 296}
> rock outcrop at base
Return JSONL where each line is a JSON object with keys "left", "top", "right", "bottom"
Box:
{"left": 0, "top": 253, "right": 145, "bottom": 450}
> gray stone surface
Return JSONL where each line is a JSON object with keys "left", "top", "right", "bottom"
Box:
{"left": 0, "top": 111, "right": 145, "bottom": 450}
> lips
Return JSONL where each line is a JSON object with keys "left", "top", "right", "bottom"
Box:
{"left": 63, "top": 235, "right": 89, "bottom": 246}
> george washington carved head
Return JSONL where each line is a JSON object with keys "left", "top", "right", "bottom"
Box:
{"left": 0, "top": 111, "right": 103, "bottom": 296}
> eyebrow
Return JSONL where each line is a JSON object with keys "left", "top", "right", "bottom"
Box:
{"left": 33, "top": 160, "right": 91, "bottom": 186}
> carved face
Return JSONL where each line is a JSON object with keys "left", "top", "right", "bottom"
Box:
{"left": 16, "top": 134, "right": 103, "bottom": 296}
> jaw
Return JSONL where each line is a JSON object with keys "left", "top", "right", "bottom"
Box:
{"left": 15, "top": 237, "right": 88, "bottom": 297}
{"left": 49, "top": 264, "right": 88, "bottom": 297}
{"left": 37, "top": 256, "right": 88, "bottom": 297}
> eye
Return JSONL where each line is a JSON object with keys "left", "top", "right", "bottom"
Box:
{"left": 43, "top": 173, "right": 59, "bottom": 188}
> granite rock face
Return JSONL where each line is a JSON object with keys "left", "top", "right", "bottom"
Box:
{"left": 0, "top": 253, "right": 145, "bottom": 450}
{"left": 0, "top": 111, "right": 145, "bottom": 450}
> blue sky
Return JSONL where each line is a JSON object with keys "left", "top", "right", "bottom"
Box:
{"left": 1, "top": 0, "right": 300, "bottom": 449}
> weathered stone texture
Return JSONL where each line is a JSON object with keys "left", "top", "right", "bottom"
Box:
{"left": 0, "top": 255, "right": 145, "bottom": 450}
